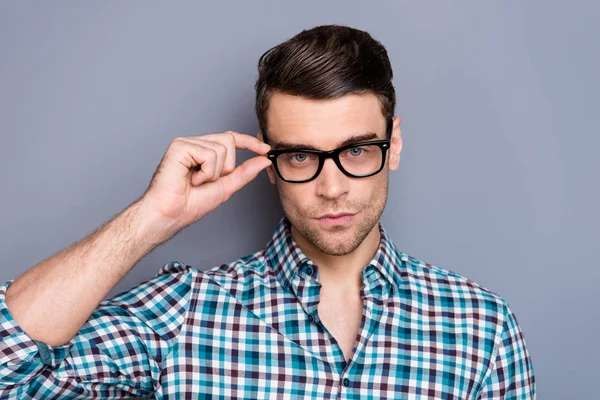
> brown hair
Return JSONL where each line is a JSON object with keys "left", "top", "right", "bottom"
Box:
{"left": 255, "top": 24, "right": 396, "bottom": 142}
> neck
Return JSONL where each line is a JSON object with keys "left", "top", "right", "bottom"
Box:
{"left": 290, "top": 223, "right": 381, "bottom": 291}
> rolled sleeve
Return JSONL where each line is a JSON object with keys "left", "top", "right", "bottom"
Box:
{"left": 1, "top": 280, "right": 74, "bottom": 379}
{"left": 0, "top": 261, "right": 193, "bottom": 399}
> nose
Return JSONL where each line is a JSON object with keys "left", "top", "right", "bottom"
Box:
{"left": 314, "top": 158, "right": 349, "bottom": 199}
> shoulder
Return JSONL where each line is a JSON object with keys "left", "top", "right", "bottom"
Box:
{"left": 156, "top": 251, "right": 275, "bottom": 302}
{"left": 201, "top": 250, "right": 272, "bottom": 286}
{"left": 396, "top": 251, "right": 512, "bottom": 324}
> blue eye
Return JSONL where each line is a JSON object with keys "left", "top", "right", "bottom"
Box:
{"left": 291, "top": 153, "right": 308, "bottom": 162}
{"left": 347, "top": 147, "right": 367, "bottom": 157}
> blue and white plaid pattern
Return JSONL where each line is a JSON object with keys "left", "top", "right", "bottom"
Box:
{"left": 0, "top": 217, "right": 535, "bottom": 399}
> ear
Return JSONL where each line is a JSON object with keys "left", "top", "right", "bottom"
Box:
{"left": 257, "top": 131, "right": 276, "bottom": 184}
{"left": 388, "top": 116, "right": 403, "bottom": 171}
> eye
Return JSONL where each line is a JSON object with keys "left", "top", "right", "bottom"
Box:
{"left": 348, "top": 148, "right": 365, "bottom": 157}
{"left": 288, "top": 153, "right": 311, "bottom": 163}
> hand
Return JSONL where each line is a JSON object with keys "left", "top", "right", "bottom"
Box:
{"left": 139, "top": 131, "right": 271, "bottom": 236}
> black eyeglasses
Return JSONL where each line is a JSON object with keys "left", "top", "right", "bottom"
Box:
{"left": 265, "top": 119, "right": 393, "bottom": 183}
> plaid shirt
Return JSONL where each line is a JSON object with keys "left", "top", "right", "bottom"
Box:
{"left": 0, "top": 217, "right": 535, "bottom": 399}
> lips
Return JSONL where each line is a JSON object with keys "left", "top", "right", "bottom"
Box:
{"left": 315, "top": 213, "right": 356, "bottom": 226}
{"left": 318, "top": 212, "right": 354, "bottom": 219}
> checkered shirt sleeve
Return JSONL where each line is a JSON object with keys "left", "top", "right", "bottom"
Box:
{"left": 0, "top": 261, "right": 192, "bottom": 399}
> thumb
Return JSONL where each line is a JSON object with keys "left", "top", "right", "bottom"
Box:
{"left": 219, "top": 156, "right": 272, "bottom": 199}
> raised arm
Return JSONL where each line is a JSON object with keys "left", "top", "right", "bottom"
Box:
{"left": 0, "top": 131, "right": 272, "bottom": 397}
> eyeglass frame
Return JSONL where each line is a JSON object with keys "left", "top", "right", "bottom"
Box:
{"left": 264, "top": 118, "right": 393, "bottom": 183}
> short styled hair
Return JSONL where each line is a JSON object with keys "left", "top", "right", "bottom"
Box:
{"left": 255, "top": 24, "right": 396, "bottom": 141}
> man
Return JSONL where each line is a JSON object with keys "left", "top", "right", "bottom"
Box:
{"left": 0, "top": 25, "right": 535, "bottom": 399}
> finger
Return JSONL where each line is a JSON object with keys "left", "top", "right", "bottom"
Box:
{"left": 177, "top": 138, "right": 227, "bottom": 182}
{"left": 216, "top": 134, "right": 236, "bottom": 174}
{"left": 229, "top": 132, "right": 271, "bottom": 155}
{"left": 192, "top": 139, "right": 227, "bottom": 181}
{"left": 218, "top": 156, "right": 272, "bottom": 200}
{"left": 189, "top": 146, "right": 218, "bottom": 187}
{"left": 181, "top": 134, "right": 236, "bottom": 175}
{"left": 167, "top": 139, "right": 214, "bottom": 179}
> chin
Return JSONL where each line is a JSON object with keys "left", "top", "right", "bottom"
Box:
{"left": 297, "top": 215, "right": 374, "bottom": 257}
{"left": 321, "top": 240, "right": 360, "bottom": 256}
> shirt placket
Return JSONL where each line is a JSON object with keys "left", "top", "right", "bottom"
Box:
{"left": 290, "top": 267, "right": 347, "bottom": 371}
{"left": 336, "top": 271, "right": 389, "bottom": 396}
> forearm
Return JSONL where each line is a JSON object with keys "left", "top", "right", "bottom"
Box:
{"left": 4, "top": 198, "right": 171, "bottom": 346}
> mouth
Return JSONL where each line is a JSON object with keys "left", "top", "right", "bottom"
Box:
{"left": 316, "top": 212, "right": 356, "bottom": 226}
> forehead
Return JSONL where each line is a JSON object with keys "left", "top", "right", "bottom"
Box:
{"left": 265, "top": 92, "right": 387, "bottom": 149}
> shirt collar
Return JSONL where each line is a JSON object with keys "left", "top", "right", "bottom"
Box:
{"left": 265, "top": 217, "right": 406, "bottom": 293}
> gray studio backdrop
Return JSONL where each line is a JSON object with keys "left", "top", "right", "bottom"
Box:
{"left": 0, "top": 1, "right": 597, "bottom": 398}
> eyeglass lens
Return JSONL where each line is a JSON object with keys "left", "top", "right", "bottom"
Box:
{"left": 276, "top": 144, "right": 383, "bottom": 182}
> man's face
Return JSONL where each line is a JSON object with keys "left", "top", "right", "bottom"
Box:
{"left": 261, "top": 91, "right": 402, "bottom": 256}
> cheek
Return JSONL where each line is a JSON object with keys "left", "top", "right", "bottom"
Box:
{"left": 277, "top": 184, "right": 310, "bottom": 211}
{"left": 355, "top": 177, "right": 384, "bottom": 199}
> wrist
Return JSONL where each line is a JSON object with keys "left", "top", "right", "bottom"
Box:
{"left": 126, "top": 198, "right": 178, "bottom": 249}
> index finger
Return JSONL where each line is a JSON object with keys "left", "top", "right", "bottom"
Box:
{"left": 230, "top": 131, "right": 271, "bottom": 155}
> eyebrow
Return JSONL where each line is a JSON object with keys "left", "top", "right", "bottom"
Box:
{"left": 272, "top": 132, "right": 380, "bottom": 151}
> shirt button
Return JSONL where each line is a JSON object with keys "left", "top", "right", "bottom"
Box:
{"left": 306, "top": 266, "right": 314, "bottom": 276}
{"left": 308, "top": 313, "right": 315, "bottom": 322}
{"left": 342, "top": 377, "right": 350, "bottom": 387}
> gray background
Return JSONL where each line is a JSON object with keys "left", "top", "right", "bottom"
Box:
{"left": 0, "top": 1, "right": 597, "bottom": 398}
